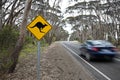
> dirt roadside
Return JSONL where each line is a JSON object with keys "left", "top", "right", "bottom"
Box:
{"left": 6, "top": 42, "right": 96, "bottom": 80}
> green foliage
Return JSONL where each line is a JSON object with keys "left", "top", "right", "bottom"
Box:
{"left": 41, "top": 39, "right": 49, "bottom": 46}
{"left": 0, "top": 26, "right": 19, "bottom": 74}
{"left": 87, "top": 36, "right": 93, "bottom": 40}
{"left": 20, "top": 43, "right": 37, "bottom": 58}
{"left": 107, "top": 36, "right": 116, "bottom": 45}
{"left": 20, "top": 40, "right": 48, "bottom": 58}
{"left": 25, "top": 36, "right": 33, "bottom": 44}
{"left": 0, "top": 26, "right": 19, "bottom": 51}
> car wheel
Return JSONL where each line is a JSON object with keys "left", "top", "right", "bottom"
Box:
{"left": 85, "top": 53, "right": 92, "bottom": 61}
{"left": 79, "top": 51, "right": 83, "bottom": 56}
{"left": 79, "top": 51, "right": 85, "bottom": 57}
{"left": 106, "top": 57, "right": 114, "bottom": 61}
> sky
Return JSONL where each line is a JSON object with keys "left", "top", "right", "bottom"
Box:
{"left": 49, "top": 0, "right": 98, "bottom": 34}
{"left": 49, "top": 0, "right": 73, "bottom": 34}
{"left": 60, "top": 0, "right": 74, "bottom": 34}
{"left": 60, "top": 0, "right": 91, "bottom": 34}
{"left": 60, "top": 0, "right": 107, "bottom": 34}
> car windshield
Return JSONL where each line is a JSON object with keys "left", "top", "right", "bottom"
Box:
{"left": 90, "top": 40, "right": 114, "bottom": 47}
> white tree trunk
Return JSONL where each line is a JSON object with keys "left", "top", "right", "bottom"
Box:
{"left": 8, "top": 0, "right": 32, "bottom": 73}
{"left": 0, "top": 0, "right": 2, "bottom": 30}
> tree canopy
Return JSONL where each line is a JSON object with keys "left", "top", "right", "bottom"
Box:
{"left": 66, "top": 0, "right": 120, "bottom": 45}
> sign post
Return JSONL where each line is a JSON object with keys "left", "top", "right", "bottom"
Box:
{"left": 37, "top": 41, "right": 40, "bottom": 80}
{"left": 27, "top": 15, "right": 52, "bottom": 80}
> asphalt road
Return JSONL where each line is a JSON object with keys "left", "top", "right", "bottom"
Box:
{"left": 62, "top": 41, "right": 120, "bottom": 80}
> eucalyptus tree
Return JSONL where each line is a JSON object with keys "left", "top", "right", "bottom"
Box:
{"left": 66, "top": 0, "right": 100, "bottom": 41}
{"left": 8, "top": 0, "right": 33, "bottom": 73}
{"left": 0, "top": 0, "right": 68, "bottom": 75}
{"left": 93, "top": 0, "right": 120, "bottom": 45}
{"left": 2, "top": 0, "right": 26, "bottom": 27}
{"left": 104, "top": 0, "right": 120, "bottom": 45}
{"left": 32, "top": 0, "right": 68, "bottom": 44}
{"left": 70, "top": 30, "right": 80, "bottom": 41}
{"left": 54, "top": 26, "right": 69, "bottom": 41}
{"left": 8, "top": 0, "right": 32, "bottom": 73}
{"left": 0, "top": 0, "right": 7, "bottom": 29}
{"left": 0, "top": 0, "right": 2, "bottom": 30}
{"left": 66, "top": 0, "right": 120, "bottom": 43}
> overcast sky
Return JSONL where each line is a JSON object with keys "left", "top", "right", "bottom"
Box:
{"left": 49, "top": 0, "right": 100, "bottom": 34}
{"left": 60, "top": 0, "right": 107, "bottom": 34}
{"left": 49, "top": 0, "right": 73, "bottom": 34}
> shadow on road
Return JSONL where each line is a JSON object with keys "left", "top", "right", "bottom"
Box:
{"left": 80, "top": 55, "right": 115, "bottom": 63}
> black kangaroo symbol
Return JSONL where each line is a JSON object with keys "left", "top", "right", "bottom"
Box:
{"left": 31, "top": 22, "right": 47, "bottom": 33}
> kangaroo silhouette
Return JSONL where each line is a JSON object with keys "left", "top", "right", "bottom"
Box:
{"left": 31, "top": 22, "right": 47, "bottom": 33}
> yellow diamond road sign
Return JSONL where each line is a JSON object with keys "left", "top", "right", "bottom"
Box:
{"left": 27, "top": 16, "right": 52, "bottom": 40}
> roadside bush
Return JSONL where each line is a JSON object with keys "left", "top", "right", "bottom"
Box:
{"left": 0, "top": 25, "right": 47, "bottom": 77}
{"left": 0, "top": 26, "right": 19, "bottom": 76}
{"left": 25, "top": 36, "right": 33, "bottom": 44}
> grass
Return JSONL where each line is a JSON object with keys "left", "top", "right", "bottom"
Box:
{"left": 117, "top": 46, "right": 120, "bottom": 51}
{"left": 19, "top": 42, "right": 48, "bottom": 58}
{"left": 20, "top": 44, "right": 36, "bottom": 58}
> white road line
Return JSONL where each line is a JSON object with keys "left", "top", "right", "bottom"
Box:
{"left": 62, "top": 43, "right": 111, "bottom": 80}
{"left": 114, "top": 58, "right": 120, "bottom": 62}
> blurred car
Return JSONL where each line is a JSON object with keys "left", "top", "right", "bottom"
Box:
{"left": 79, "top": 40, "right": 118, "bottom": 61}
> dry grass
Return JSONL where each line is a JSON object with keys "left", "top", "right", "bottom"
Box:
{"left": 3, "top": 42, "right": 95, "bottom": 80}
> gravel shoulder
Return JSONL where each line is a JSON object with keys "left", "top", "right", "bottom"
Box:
{"left": 6, "top": 42, "right": 95, "bottom": 80}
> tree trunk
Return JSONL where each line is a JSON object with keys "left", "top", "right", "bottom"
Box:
{"left": 0, "top": 0, "right": 2, "bottom": 30}
{"left": 8, "top": 0, "right": 32, "bottom": 73}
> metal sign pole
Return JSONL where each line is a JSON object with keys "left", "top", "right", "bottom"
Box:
{"left": 26, "top": 15, "right": 52, "bottom": 80}
{"left": 37, "top": 41, "right": 41, "bottom": 80}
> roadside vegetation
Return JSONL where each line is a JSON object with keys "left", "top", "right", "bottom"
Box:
{"left": 0, "top": 0, "right": 120, "bottom": 79}
{"left": 66, "top": 0, "right": 120, "bottom": 47}
{"left": 20, "top": 40, "right": 48, "bottom": 59}
{"left": 0, "top": 0, "right": 69, "bottom": 78}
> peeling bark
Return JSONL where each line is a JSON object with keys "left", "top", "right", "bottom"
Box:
{"left": 8, "top": 0, "right": 32, "bottom": 73}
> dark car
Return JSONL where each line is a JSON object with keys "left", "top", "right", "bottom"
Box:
{"left": 79, "top": 40, "right": 118, "bottom": 61}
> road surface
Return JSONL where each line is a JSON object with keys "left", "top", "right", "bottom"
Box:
{"left": 62, "top": 41, "right": 120, "bottom": 80}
